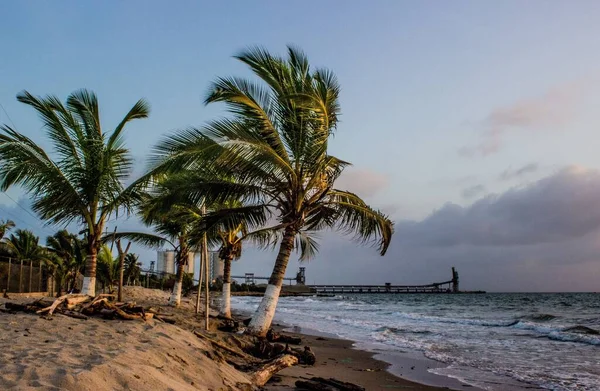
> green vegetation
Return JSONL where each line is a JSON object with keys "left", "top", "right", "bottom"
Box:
{"left": 0, "top": 46, "right": 393, "bottom": 334}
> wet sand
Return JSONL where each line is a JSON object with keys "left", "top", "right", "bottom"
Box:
{"left": 263, "top": 324, "right": 474, "bottom": 391}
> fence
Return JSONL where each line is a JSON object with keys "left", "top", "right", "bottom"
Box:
{"left": 0, "top": 257, "right": 49, "bottom": 294}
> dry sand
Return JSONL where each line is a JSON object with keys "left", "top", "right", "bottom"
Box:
{"left": 1, "top": 287, "right": 470, "bottom": 391}
{"left": 0, "top": 288, "right": 253, "bottom": 391}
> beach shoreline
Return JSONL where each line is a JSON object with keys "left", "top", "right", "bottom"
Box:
{"left": 1, "top": 289, "right": 484, "bottom": 391}
{"left": 233, "top": 309, "right": 477, "bottom": 391}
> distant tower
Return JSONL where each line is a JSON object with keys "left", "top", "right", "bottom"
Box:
{"left": 296, "top": 267, "right": 306, "bottom": 285}
{"left": 452, "top": 267, "right": 459, "bottom": 293}
{"left": 209, "top": 252, "right": 224, "bottom": 281}
{"left": 149, "top": 261, "right": 155, "bottom": 273}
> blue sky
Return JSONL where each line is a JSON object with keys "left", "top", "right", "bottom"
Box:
{"left": 2, "top": 2, "right": 600, "bottom": 291}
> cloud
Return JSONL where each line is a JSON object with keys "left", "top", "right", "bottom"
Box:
{"left": 232, "top": 166, "right": 600, "bottom": 292}
{"left": 397, "top": 166, "right": 600, "bottom": 247}
{"left": 499, "top": 163, "right": 538, "bottom": 181}
{"left": 461, "top": 184, "right": 486, "bottom": 199}
{"left": 459, "top": 81, "right": 586, "bottom": 157}
{"left": 335, "top": 168, "right": 389, "bottom": 197}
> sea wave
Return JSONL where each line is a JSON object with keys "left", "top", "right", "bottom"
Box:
{"left": 518, "top": 313, "right": 558, "bottom": 322}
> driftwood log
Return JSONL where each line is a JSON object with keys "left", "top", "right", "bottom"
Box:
{"left": 194, "top": 330, "right": 250, "bottom": 358}
{"left": 5, "top": 294, "right": 156, "bottom": 322}
{"left": 250, "top": 355, "right": 298, "bottom": 386}
{"left": 286, "top": 346, "right": 316, "bottom": 365}
{"left": 296, "top": 377, "right": 365, "bottom": 391}
{"left": 267, "top": 328, "right": 302, "bottom": 344}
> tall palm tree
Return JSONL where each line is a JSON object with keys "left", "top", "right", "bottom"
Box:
{"left": 151, "top": 46, "right": 393, "bottom": 336}
{"left": 0, "top": 219, "right": 15, "bottom": 240}
{"left": 107, "top": 194, "right": 196, "bottom": 307}
{"left": 0, "top": 89, "right": 149, "bottom": 296}
{"left": 195, "top": 200, "right": 277, "bottom": 319}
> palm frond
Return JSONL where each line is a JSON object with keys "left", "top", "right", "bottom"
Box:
{"left": 320, "top": 190, "right": 394, "bottom": 256}
{"left": 105, "top": 232, "right": 175, "bottom": 249}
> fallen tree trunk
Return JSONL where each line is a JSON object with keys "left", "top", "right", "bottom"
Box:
{"left": 36, "top": 294, "right": 69, "bottom": 316}
{"left": 194, "top": 330, "right": 249, "bottom": 358}
{"left": 267, "top": 329, "right": 302, "bottom": 345}
{"left": 65, "top": 295, "right": 92, "bottom": 309}
{"left": 286, "top": 346, "right": 316, "bottom": 365}
{"left": 250, "top": 355, "right": 298, "bottom": 386}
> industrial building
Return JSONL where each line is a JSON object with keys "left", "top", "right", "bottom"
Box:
{"left": 156, "top": 251, "right": 195, "bottom": 275}
{"left": 209, "top": 252, "right": 224, "bottom": 281}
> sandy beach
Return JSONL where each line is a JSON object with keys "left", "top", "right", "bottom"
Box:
{"left": 0, "top": 287, "right": 472, "bottom": 391}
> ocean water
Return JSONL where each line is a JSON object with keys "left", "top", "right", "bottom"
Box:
{"left": 231, "top": 293, "right": 600, "bottom": 391}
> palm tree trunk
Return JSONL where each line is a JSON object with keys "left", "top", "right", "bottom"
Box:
{"left": 220, "top": 256, "right": 233, "bottom": 318}
{"left": 81, "top": 248, "right": 97, "bottom": 296}
{"left": 169, "top": 262, "right": 185, "bottom": 307}
{"left": 247, "top": 227, "right": 296, "bottom": 336}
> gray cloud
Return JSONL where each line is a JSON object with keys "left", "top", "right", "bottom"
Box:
{"left": 499, "top": 163, "right": 538, "bottom": 181}
{"left": 461, "top": 184, "right": 486, "bottom": 199}
{"left": 230, "top": 166, "right": 600, "bottom": 292}
{"left": 397, "top": 166, "right": 600, "bottom": 247}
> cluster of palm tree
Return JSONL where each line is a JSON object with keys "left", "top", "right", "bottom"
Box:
{"left": 0, "top": 222, "right": 142, "bottom": 296}
{"left": 0, "top": 46, "right": 393, "bottom": 336}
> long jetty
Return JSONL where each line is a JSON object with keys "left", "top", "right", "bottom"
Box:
{"left": 309, "top": 267, "right": 463, "bottom": 294}
{"left": 232, "top": 267, "right": 484, "bottom": 294}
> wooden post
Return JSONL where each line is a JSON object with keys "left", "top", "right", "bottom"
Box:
{"left": 19, "top": 259, "right": 23, "bottom": 293}
{"left": 203, "top": 206, "right": 209, "bottom": 330}
{"left": 195, "top": 252, "right": 203, "bottom": 313}
{"left": 38, "top": 263, "right": 42, "bottom": 292}
{"left": 6, "top": 258, "right": 11, "bottom": 293}
{"left": 28, "top": 260, "right": 33, "bottom": 292}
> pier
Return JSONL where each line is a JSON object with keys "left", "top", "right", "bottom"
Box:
{"left": 231, "top": 267, "right": 483, "bottom": 294}
{"left": 310, "top": 267, "right": 462, "bottom": 294}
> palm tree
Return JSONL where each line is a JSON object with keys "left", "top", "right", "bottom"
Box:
{"left": 197, "top": 200, "right": 275, "bottom": 319}
{"left": 4, "top": 229, "right": 47, "bottom": 262}
{"left": 96, "top": 244, "right": 119, "bottom": 293}
{"left": 46, "top": 230, "right": 85, "bottom": 292}
{"left": 107, "top": 193, "right": 196, "bottom": 307}
{"left": 0, "top": 89, "right": 149, "bottom": 296}
{"left": 123, "top": 253, "right": 141, "bottom": 285}
{"left": 152, "top": 46, "right": 393, "bottom": 336}
{"left": 0, "top": 219, "right": 15, "bottom": 240}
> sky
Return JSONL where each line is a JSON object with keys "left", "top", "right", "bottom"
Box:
{"left": 1, "top": 1, "right": 600, "bottom": 291}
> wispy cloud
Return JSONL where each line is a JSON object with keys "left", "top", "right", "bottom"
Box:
{"left": 335, "top": 168, "right": 389, "bottom": 197}
{"left": 461, "top": 184, "right": 486, "bottom": 199}
{"left": 459, "top": 81, "right": 587, "bottom": 158}
{"left": 499, "top": 163, "right": 538, "bottom": 181}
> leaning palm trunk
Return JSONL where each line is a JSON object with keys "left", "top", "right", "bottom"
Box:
{"left": 220, "top": 256, "right": 233, "bottom": 318}
{"left": 247, "top": 228, "right": 296, "bottom": 336}
{"left": 81, "top": 250, "right": 97, "bottom": 296}
{"left": 169, "top": 262, "right": 185, "bottom": 306}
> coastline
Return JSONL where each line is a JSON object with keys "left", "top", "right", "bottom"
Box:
{"left": 1, "top": 289, "right": 482, "bottom": 391}
{"left": 232, "top": 308, "right": 477, "bottom": 391}
{"left": 264, "top": 324, "right": 472, "bottom": 391}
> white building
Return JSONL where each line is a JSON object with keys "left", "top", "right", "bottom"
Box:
{"left": 156, "top": 251, "right": 195, "bottom": 275}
